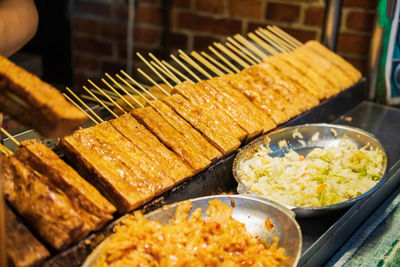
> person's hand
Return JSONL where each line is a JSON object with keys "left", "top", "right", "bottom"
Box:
{"left": 0, "top": 0, "right": 38, "bottom": 56}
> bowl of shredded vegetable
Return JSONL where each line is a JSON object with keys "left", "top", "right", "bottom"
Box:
{"left": 83, "top": 195, "right": 302, "bottom": 267}
{"left": 233, "top": 124, "right": 388, "bottom": 217}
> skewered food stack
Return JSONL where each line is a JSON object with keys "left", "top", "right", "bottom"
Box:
{"left": 1, "top": 34, "right": 362, "bottom": 261}
{"left": 4, "top": 204, "right": 50, "bottom": 267}
{"left": 0, "top": 55, "right": 88, "bottom": 138}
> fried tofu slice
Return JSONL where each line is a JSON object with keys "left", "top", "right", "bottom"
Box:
{"left": 225, "top": 73, "right": 290, "bottom": 125}
{"left": 5, "top": 204, "right": 50, "bottom": 267}
{"left": 173, "top": 81, "right": 247, "bottom": 141}
{"left": 15, "top": 140, "right": 116, "bottom": 233}
{"left": 131, "top": 106, "right": 210, "bottom": 173}
{"left": 264, "top": 56, "right": 323, "bottom": 100}
{"left": 208, "top": 77, "right": 276, "bottom": 134}
{"left": 60, "top": 122, "right": 174, "bottom": 213}
{"left": 110, "top": 113, "right": 193, "bottom": 183}
{"left": 245, "top": 64, "right": 319, "bottom": 111}
{"left": 163, "top": 94, "right": 240, "bottom": 155}
{"left": 277, "top": 53, "right": 337, "bottom": 98}
{"left": 305, "top": 40, "right": 361, "bottom": 83}
{"left": 2, "top": 154, "right": 84, "bottom": 250}
{"left": 149, "top": 100, "right": 222, "bottom": 163}
{"left": 0, "top": 55, "right": 87, "bottom": 138}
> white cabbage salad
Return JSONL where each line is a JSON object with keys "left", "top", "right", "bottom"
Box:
{"left": 239, "top": 138, "right": 385, "bottom": 207}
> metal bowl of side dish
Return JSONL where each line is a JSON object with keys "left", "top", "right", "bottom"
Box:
{"left": 233, "top": 123, "right": 388, "bottom": 217}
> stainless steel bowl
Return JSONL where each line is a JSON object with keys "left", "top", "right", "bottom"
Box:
{"left": 83, "top": 195, "right": 302, "bottom": 267}
{"left": 233, "top": 123, "right": 389, "bottom": 217}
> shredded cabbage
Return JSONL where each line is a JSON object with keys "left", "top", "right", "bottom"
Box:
{"left": 239, "top": 138, "right": 385, "bottom": 207}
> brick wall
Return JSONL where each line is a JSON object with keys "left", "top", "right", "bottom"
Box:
{"left": 71, "top": 0, "right": 377, "bottom": 87}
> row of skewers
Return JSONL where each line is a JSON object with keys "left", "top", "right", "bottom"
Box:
{"left": 1, "top": 26, "right": 361, "bottom": 267}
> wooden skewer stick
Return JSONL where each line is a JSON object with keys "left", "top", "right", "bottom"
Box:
{"left": 161, "top": 60, "right": 194, "bottom": 83}
{"left": 227, "top": 37, "right": 261, "bottom": 64}
{"left": 105, "top": 73, "right": 144, "bottom": 108}
{"left": 148, "top": 53, "right": 181, "bottom": 84}
{"left": 82, "top": 85, "right": 118, "bottom": 118}
{"left": 117, "top": 73, "right": 160, "bottom": 102}
{"left": 0, "top": 143, "right": 13, "bottom": 155}
{"left": 264, "top": 28, "right": 297, "bottom": 51}
{"left": 247, "top": 33, "right": 279, "bottom": 56}
{"left": 101, "top": 77, "right": 134, "bottom": 110}
{"left": 255, "top": 30, "right": 288, "bottom": 53}
{"left": 136, "top": 52, "right": 174, "bottom": 89}
{"left": 150, "top": 60, "right": 181, "bottom": 84}
{"left": 234, "top": 34, "right": 268, "bottom": 59}
{"left": 255, "top": 29, "right": 287, "bottom": 53}
{"left": 213, "top": 42, "right": 249, "bottom": 68}
{"left": 65, "top": 87, "right": 104, "bottom": 122}
{"left": 225, "top": 42, "right": 257, "bottom": 65}
{"left": 258, "top": 28, "right": 294, "bottom": 52}
{"left": 170, "top": 54, "right": 201, "bottom": 82}
{"left": 88, "top": 88, "right": 119, "bottom": 99}
{"left": 81, "top": 95, "right": 114, "bottom": 107}
{"left": 191, "top": 51, "right": 224, "bottom": 77}
{"left": 258, "top": 28, "right": 291, "bottom": 52}
{"left": 88, "top": 80, "right": 127, "bottom": 114}
{"left": 1, "top": 128, "right": 20, "bottom": 146}
{"left": 0, "top": 144, "right": 12, "bottom": 156}
{"left": 116, "top": 73, "right": 152, "bottom": 101}
{"left": 137, "top": 68, "right": 172, "bottom": 97}
{"left": 268, "top": 25, "right": 302, "bottom": 47}
{"left": 200, "top": 51, "right": 232, "bottom": 74}
{"left": 208, "top": 46, "right": 240, "bottom": 73}
{"left": 178, "top": 49, "right": 212, "bottom": 79}
{"left": 64, "top": 94, "right": 99, "bottom": 124}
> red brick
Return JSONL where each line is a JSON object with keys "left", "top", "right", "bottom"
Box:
{"left": 75, "top": 1, "right": 111, "bottom": 18}
{"left": 116, "top": 4, "right": 162, "bottom": 24}
{"left": 72, "top": 17, "right": 101, "bottom": 35}
{"left": 140, "top": 0, "right": 161, "bottom": 4}
{"left": 74, "top": 55, "right": 100, "bottom": 72}
{"left": 173, "top": 0, "right": 191, "bottom": 8}
{"left": 117, "top": 42, "right": 162, "bottom": 60}
{"left": 337, "top": 33, "right": 371, "bottom": 54}
{"left": 171, "top": 32, "right": 188, "bottom": 50}
{"left": 343, "top": 0, "right": 378, "bottom": 9}
{"left": 73, "top": 72, "right": 100, "bottom": 89}
{"left": 136, "top": 5, "right": 162, "bottom": 25}
{"left": 247, "top": 22, "right": 267, "bottom": 33}
{"left": 229, "top": 0, "right": 263, "bottom": 19}
{"left": 72, "top": 36, "right": 113, "bottom": 57}
{"left": 176, "top": 12, "right": 242, "bottom": 35}
{"left": 115, "top": 3, "right": 129, "bottom": 20}
{"left": 346, "top": 11, "right": 375, "bottom": 32}
{"left": 134, "top": 27, "right": 160, "bottom": 44}
{"left": 304, "top": 6, "right": 325, "bottom": 27}
{"left": 266, "top": 3, "right": 300, "bottom": 23}
{"left": 101, "top": 60, "right": 127, "bottom": 74}
{"left": 193, "top": 35, "right": 221, "bottom": 51}
{"left": 195, "top": 0, "right": 225, "bottom": 14}
{"left": 101, "top": 21, "right": 127, "bottom": 40}
{"left": 278, "top": 27, "right": 317, "bottom": 43}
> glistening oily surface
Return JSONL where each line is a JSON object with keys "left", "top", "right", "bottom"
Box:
{"left": 239, "top": 138, "right": 385, "bottom": 207}
{"left": 93, "top": 199, "right": 288, "bottom": 266}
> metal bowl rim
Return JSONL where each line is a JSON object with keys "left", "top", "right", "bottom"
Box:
{"left": 232, "top": 123, "right": 389, "bottom": 213}
{"left": 82, "top": 194, "right": 302, "bottom": 267}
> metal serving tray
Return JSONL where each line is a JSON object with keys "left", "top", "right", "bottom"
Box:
{"left": 3, "top": 80, "right": 367, "bottom": 266}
